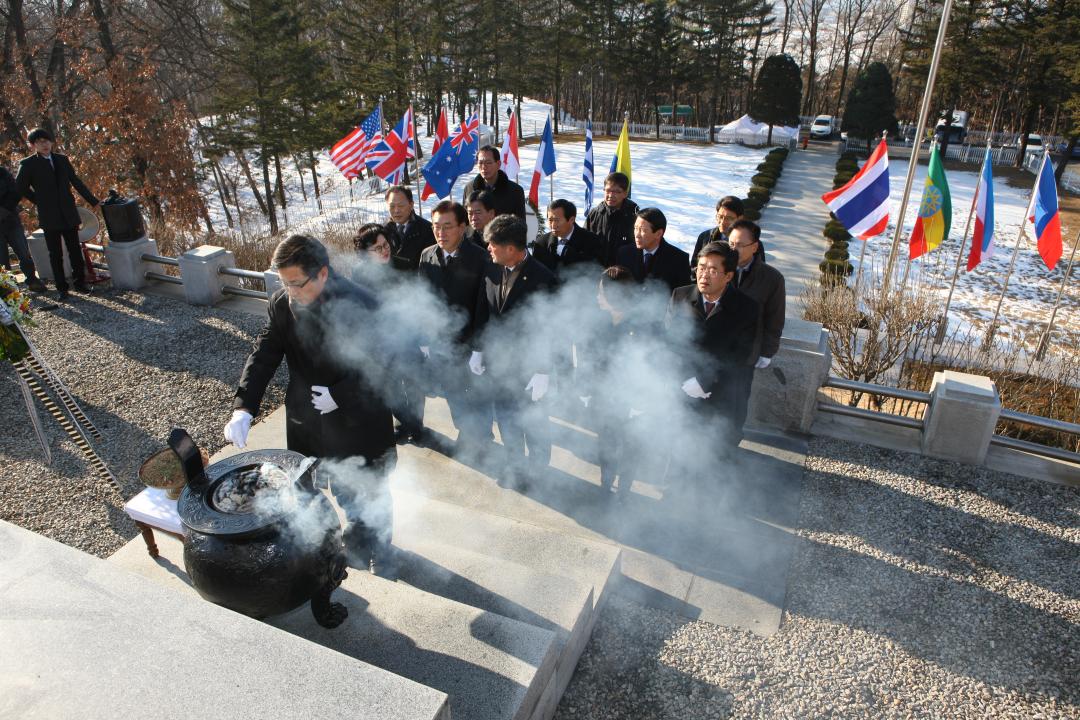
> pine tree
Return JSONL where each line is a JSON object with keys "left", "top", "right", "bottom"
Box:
{"left": 843, "top": 62, "right": 899, "bottom": 154}
{"left": 752, "top": 54, "right": 802, "bottom": 143}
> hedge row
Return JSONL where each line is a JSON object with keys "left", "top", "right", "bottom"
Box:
{"left": 820, "top": 152, "right": 858, "bottom": 282}
{"left": 741, "top": 147, "right": 789, "bottom": 222}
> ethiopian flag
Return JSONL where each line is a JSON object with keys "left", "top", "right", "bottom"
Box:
{"left": 909, "top": 143, "right": 951, "bottom": 259}
{"left": 608, "top": 118, "right": 632, "bottom": 191}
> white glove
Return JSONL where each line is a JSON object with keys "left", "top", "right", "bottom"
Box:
{"left": 628, "top": 408, "right": 644, "bottom": 419}
{"left": 525, "top": 373, "right": 550, "bottom": 402}
{"left": 419, "top": 345, "right": 430, "bottom": 359}
{"left": 311, "top": 385, "right": 338, "bottom": 415}
{"left": 755, "top": 356, "right": 772, "bottom": 369}
{"left": 681, "top": 377, "right": 711, "bottom": 400}
{"left": 579, "top": 395, "right": 592, "bottom": 408}
{"left": 224, "top": 409, "right": 253, "bottom": 448}
{"left": 468, "top": 351, "right": 485, "bottom": 376}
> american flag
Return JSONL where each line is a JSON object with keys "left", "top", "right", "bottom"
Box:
{"left": 367, "top": 105, "right": 415, "bottom": 184}
{"left": 329, "top": 104, "right": 383, "bottom": 179}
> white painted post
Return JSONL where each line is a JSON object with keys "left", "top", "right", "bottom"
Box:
{"left": 921, "top": 370, "right": 1000, "bottom": 465}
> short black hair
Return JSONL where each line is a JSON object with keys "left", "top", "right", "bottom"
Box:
{"left": 729, "top": 219, "right": 761, "bottom": 244}
{"left": 635, "top": 207, "right": 667, "bottom": 233}
{"left": 485, "top": 214, "right": 527, "bottom": 250}
{"left": 477, "top": 145, "right": 500, "bottom": 164}
{"left": 604, "top": 172, "right": 629, "bottom": 191}
{"left": 385, "top": 185, "right": 413, "bottom": 203}
{"left": 698, "top": 242, "right": 739, "bottom": 274}
{"left": 352, "top": 223, "right": 387, "bottom": 252}
{"left": 272, "top": 235, "right": 330, "bottom": 276}
{"left": 27, "top": 128, "right": 54, "bottom": 143}
{"left": 715, "top": 196, "right": 744, "bottom": 216}
{"left": 432, "top": 200, "right": 468, "bottom": 225}
{"left": 548, "top": 198, "right": 577, "bottom": 221}
{"left": 467, "top": 190, "right": 496, "bottom": 211}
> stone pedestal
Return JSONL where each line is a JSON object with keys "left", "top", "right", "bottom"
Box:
{"left": 103, "top": 236, "right": 157, "bottom": 290}
{"left": 26, "top": 230, "right": 72, "bottom": 283}
{"left": 263, "top": 268, "right": 282, "bottom": 298}
{"left": 747, "top": 317, "right": 831, "bottom": 434}
{"left": 921, "top": 370, "right": 1000, "bottom": 465}
{"left": 178, "top": 245, "right": 238, "bottom": 305}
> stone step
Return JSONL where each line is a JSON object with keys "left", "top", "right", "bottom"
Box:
{"left": 109, "top": 530, "right": 560, "bottom": 720}
{"left": 3, "top": 520, "right": 449, "bottom": 720}
{"left": 392, "top": 537, "right": 595, "bottom": 720}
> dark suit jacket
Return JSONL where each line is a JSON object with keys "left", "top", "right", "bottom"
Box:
{"left": 385, "top": 213, "right": 435, "bottom": 271}
{"left": 529, "top": 225, "right": 603, "bottom": 276}
{"left": 418, "top": 240, "right": 490, "bottom": 346}
{"left": 461, "top": 170, "right": 526, "bottom": 219}
{"left": 616, "top": 239, "right": 691, "bottom": 292}
{"left": 666, "top": 284, "right": 760, "bottom": 402}
{"left": 464, "top": 227, "right": 487, "bottom": 250}
{"left": 586, "top": 199, "right": 639, "bottom": 267}
{"left": 733, "top": 258, "right": 786, "bottom": 360}
{"left": 480, "top": 255, "right": 557, "bottom": 382}
{"left": 16, "top": 153, "right": 99, "bottom": 230}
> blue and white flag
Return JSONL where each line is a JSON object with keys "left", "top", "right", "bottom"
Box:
{"left": 583, "top": 120, "right": 594, "bottom": 210}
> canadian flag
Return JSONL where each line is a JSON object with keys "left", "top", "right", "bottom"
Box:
{"left": 501, "top": 111, "right": 520, "bottom": 183}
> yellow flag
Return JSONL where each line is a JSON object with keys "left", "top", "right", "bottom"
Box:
{"left": 609, "top": 118, "right": 632, "bottom": 189}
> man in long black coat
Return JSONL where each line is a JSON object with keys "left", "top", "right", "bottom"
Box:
{"left": 384, "top": 185, "right": 435, "bottom": 271}
{"left": 460, "top": 146, "right": 526, "bottom": 220}
{"left": 666, "top": 242, "right": 759, "bottom": 454}
{"left": 226, "top": 235, "right": 396, "bottom": 572}
{"left": 0, "top": 164, "right": 45, "bottom": 292}
{"left": 586, "top": 172, "right": 639, "bottom": 267}
{"left": 530, "top": 198, "right": 603, "bottom": 277}
{"left": 15, "top": 128, "right": 100, "bottom": 299}
{"left": 616, "top": 207, "right": 690, "bottom": 292}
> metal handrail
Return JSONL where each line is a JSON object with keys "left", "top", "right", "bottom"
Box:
{"left": 998, "top": 408, "right": 1080, "bottom": 437}
{"left": 817, "top": 401, "right": 924, "bottom": 429}
{"left": 219, "top": 267, "right": 265, "bottom": 281}
{"left": 141, "top": 252, "right": 179, "bottom": 267}
{"left": 145, "top": 270, "right": 182, "bottom": 285}
{"left": 85, "top": 243, "right": 105, "bottom": 253}
{"left": 990, "top": 435, "right": 1080, "bottom": 465}
{"left": 221, "top": 286, "right": 266, "bottom": 299}
{"left": 823, "top": 376, "right": 932, "bottom": 403}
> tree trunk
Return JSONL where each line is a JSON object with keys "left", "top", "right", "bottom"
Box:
{"left": 308, "top": 148, "right": 323, "bottom": 212}
{"left": 261, "top": 148, "right": 278, "bottom": 235}
{"left": 236, "top": 149, "right": 269, "bottom": 217}
{"left": 210, "top": 162, "right": 234, "bottom": 229}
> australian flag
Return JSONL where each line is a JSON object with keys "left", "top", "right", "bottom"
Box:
{"left": 421, "top": 112, "right": 480, "bottom": 199}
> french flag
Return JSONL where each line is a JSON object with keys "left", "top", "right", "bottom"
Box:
{"left": 528, "top": 116, "right": 557, "bottom": 207}
{"left": 966, "top": 147, "right": 995, "bottom": 271}
{"left": 821, "top": 139, "right": 891, "bottom": 239}
{"left": 1028, "top": 152, "right": 1063, "bottom": 270}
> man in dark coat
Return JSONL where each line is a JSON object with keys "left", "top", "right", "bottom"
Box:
{"left": 225, "top": 234, "right": 397, "bottom": 573}
{"left": 586, "top": 172, "right": 639, "bottom": 267}
{"left": 666, "top": 242, "right": 759, "bottom": 453}
{"left": 418, "top": 200, "right": 492, "bottom": 453}
{"left": 727, "top": 219, "right": 785, "bottom": 436}
{"left": 476, "top": 214, "right": 557, "bottom": 486}
{"left": 15, "top": 128, "right": 100, "bottom": 300}
{"left": 383, "top": 185, "right": 435, "bottom": 271}
{"left": 690, "top": 195, "right": 744, "bottom": 273}
{"left": 460, "top": 146, "right": 526, "bottom": 219}
{"left": 530, "top": 198, "right": 603, "bottom": 277}
{"left": 464, "top": 189, "right": 497, "bottom": 248}
{"left": 0, "top": 164, "right": 45, "bottom": 292}
{"left": 616, "top": 207, "right": 690, "bottom": 292}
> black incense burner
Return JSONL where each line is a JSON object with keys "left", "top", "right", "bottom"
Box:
{"left": 169, "top": 429, "right": 348, "bottom": 628}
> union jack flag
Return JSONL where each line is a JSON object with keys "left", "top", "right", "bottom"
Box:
{"left": 449, "top": 113, "right": 480, "bottom": 152}
{"left": 329, "top": 104, "right": 382, "bottom": 179}
{"left": 367, "top": 105, "right": 415, "bottom": 184}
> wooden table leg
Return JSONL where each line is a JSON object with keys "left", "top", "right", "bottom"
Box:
{"left": 135, "top": 521, "right": 159, "bottom": 558}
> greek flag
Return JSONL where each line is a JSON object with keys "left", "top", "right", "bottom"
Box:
{"left": 583, "top": 120, "right": 594, "bottom": 211}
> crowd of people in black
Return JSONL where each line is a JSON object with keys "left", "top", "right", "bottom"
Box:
{"left": 225, "top": 145, "right": 787, "bottom": 573}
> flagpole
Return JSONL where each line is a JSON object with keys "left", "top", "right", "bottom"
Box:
{"left": 549, "top": 109, "right": 554, "bottom": 205}
{"left": 409, "top": 106, "right": 423, "bottom": 216}
{"left": 982, "top": 150, "right": 1045, "bottom": 352}
{"left": 852, "top": 130, "right": 888, "bottom": 299}
{"left": 900, "top": 136, "right": 938, "bottom": 290}
{"left": 934, "top": 141, "right": 989, "bottom": 346}
{"left": 1034, "top": 226, "right": 1080, "bottom": 361}
{"left": 879, "top": 0, "right": 955, "bottom": 303}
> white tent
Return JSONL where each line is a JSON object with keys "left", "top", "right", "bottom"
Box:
{"left": 716, "top": 114, "right": 799, "bottom": 145}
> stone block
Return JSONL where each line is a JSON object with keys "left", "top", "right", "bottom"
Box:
{"left": 921, "top": 370, "right": 1000, "bottom": 465}
{"left": 748, "top": 317, "right": 830, "bottom": 433}
{"left": 3, "top": 520, "right": 450, "bottom": 720}
{"left": 264, "top": 268, "right": 283, "bottom": 298}
{"left": 178, "top": 244, "right": 239, "bottom": 305}
{"left": 26, "top": 229, "right": 70, "bottom": 283}
{"left": 103, "top": 236, "right": 157, "bottom": 290}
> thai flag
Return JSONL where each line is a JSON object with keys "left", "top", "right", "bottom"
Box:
{"left": 528, "top": 116, "right": 557, "bottom": 207}
{"left": 966, "top": 147, "right": 996, "bottom": 271}
{"left": 367, "top": 105, "right": 415, "bottom": 184}
{"left": 1028, "top": 152, "right": 1063, "bottom": 270}
{"left": 583, "top": 120, "right": 594, "bottom": 211}
{"left": 821, "top": 139, "right": 890, "bottom": 239}
{"left": 329, "top": 104, "right": 382, "bottom": 179}
{"left": 501, "top": 111, "right": 520, "bottom": 183}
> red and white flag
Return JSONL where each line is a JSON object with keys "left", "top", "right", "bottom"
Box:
{"left": 421, "top": 107, "right": 449, "bottom": 200}
{"left": 501, "top": 111, "right": 520, "bottom": 183}
{"left": 528, "top": 116, "right": 557, "bottom": 207}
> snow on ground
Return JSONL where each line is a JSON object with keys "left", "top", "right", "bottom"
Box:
{"left": 853, "top": 159, "right": 1078, "bottom": 344}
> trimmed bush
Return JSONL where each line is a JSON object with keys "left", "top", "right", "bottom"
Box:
{"left": 743, "top": 207, "right": 762, "bottom": 221}
{"left": 829, "top": 240, "right": 850, "bottom": 254}
{"left": 819, "top": 259, "right": 854, "bottom": 277}
{"left": 833, "top": 173, "right": 854, "bottom": 187}
{"left": 824, "top": 247, "right": 850, "bottom": 262}
{"left": 839, "top": 151, "right": 858, "bottom": 163}
{"left": 751, "top": 173, "right": 777, "bottom": 188}
{"left": 824, "top": 219, "right": 847, "bottom": 235}
{"left": 769, "top": 147, "right": 789, "bottom": 158}
{"left": 824, "top": 225, "right": 852, "bottom": 243}
{"left": 742, "top": 197, "right": 763, "bottom": 211}
{"left": 747, "top": 185, "right": 771, "bottom": 201}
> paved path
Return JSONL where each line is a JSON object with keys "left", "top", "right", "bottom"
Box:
{"left": 760, "top": 143, "right": 839, "bottom": 308}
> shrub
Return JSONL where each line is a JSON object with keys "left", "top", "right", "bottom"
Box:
{"left": 769, "top": 147, "right": 789, "bottom": 158}
{"left": 830, "top": 240, "right": 850, "bottom": 254}
{"left": 819, "top": 259, "right": 854, "bottom": 278}
{"left": 839, "top": 151, "right": 858, "bottom": 163}
{"left": 748, "top": 185, "right": 771, "bottom": 201}
{"left": 752, "top": 173, "right": 777, "bottom": 188}
{"left": 825, "top": 247, "right": 850, "bottom": 262}
{"left": 743, "top": 206, "right": 762, "bottom": 221}
{"left": 833, "top": 173, "right": 854, "bottom": 187}
{"left": 742, "top": 196, "right": 763, "bottom": 211}
{"left": 824, "top": 224, "right": 852, "bottom": 243}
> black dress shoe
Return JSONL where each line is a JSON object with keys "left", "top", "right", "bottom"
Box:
{"left": 27, "top": 278, "right": 47, "bottom": 293}
{"left": 57, "top": 290, "right": 70, "bottom": 302}
{"left": 73, "top": 281, "right": 92, "bottom": 294}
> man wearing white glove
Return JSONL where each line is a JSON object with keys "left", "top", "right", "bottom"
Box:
{"left": 229, "top": 235, "right": 397, "bottom": 574}
{"left": 479, "top": 215, "right": 557, "bottom": 485}
{"left": 665, "top": 241, "right": 760, "bottom": 452}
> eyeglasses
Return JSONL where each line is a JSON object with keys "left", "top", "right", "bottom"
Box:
{"left": 370, "top": 241, "right": 391, "bottom": 254}
{"left": 697, "top": 266, "right": 724, "bottom": 277}
{"left": 477, "top": 159, "right": 498, "bottom": 166}
{"left": 281, "top": 275, "right": 315, "bottom": 289}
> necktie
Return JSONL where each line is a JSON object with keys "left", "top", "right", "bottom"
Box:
{"left": 644, "top": 252, "right": 654, "bottom": 274}
{"left": 704, "top": 300, "right": 715, "bottom": 317}
{"left": 500, "top": 267, "right": 513, "bottom": 305}
{"left": 737, "top": 268, "right": 745, "bottom": 287}
{"left": 557, "top": 241, "right": 567, "bottom": 257}
{"left": 444, "top": 253, "right": 453, "bottom": 267}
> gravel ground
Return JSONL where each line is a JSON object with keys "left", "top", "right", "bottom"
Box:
{"left": 0, "top": 288, "right": 284, "bottom": 558}
{"left": 556, "top": 436, "right": 1080, "bottom": 720}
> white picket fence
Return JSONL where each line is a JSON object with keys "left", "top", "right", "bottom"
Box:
{"left": 517, "top": 116, "right": 795, "bottom": 150}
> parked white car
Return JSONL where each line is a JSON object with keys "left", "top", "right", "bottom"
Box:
{"left": 810, "top": 115, "right": 835, "bottom": 139}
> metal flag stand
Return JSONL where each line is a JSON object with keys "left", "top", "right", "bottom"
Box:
{"left": 1034, "top": 226, "right": 1080, "bottom": 361}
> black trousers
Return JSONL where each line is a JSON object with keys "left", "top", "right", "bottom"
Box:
{"left": 43, "top": 227, "right": 85, "bottom": 291}
{"left": 732, "top": 364, "right": 756, "bottom": 439}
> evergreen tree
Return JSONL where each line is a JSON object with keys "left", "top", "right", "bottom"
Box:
{"left": 752, "top": 53, "right": 801, "bottom": 143}
{"left": 842, "top": 62, "right": 899, "bottom": 154}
